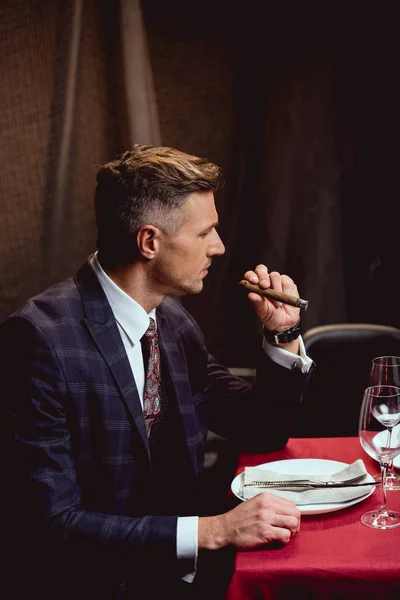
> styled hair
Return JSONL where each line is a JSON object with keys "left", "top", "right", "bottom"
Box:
{"left": 94, "top": 144, "right": 221, "bottom": 267}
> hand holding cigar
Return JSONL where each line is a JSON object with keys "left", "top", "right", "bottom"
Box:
{"left": 239, "top": 280, "right": 309, "bottom": 311}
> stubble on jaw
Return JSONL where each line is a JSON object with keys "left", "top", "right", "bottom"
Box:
{"left": 153, "top": 269, "right": 204, "bottom": 297}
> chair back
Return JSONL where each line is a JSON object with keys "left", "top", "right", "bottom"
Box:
{"left": 292, "top": 323, "right": 400, "bottom": 437}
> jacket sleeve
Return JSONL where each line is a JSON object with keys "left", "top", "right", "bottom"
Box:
{"left": 171, "top": 298, "right": 313, "bottom": 453}
{"left": 206, "top": 348, "right": 314, "bottom": 452}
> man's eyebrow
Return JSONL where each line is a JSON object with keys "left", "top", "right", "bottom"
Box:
{"left": 205, "top": 221, "right": 219, "bottom": 232}
{"left": 201, "top": 221, "right": 219, "bottom": 234}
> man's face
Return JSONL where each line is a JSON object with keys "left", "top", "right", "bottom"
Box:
{"left": 152, "top": 191, "right": 225, "bottom": 296}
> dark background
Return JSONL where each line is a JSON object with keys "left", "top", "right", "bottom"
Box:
{"left": 1, "top": 0, "right": 399, "bottom": 367}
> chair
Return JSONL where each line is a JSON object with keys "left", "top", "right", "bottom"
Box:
{"left": 291, "top": 323, "right": 400, "bottom": 438}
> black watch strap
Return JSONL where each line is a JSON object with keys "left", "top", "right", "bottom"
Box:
{"left": 264, "top": 320, "right": 301, "bottom": 346}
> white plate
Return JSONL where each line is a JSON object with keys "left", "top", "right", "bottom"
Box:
{"left": 231, "top": 458, "right": 375, "bottom": 515}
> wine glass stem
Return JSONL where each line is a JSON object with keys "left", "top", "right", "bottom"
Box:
{"left": 380, "top": 463, "right": 388, "bottom": 512}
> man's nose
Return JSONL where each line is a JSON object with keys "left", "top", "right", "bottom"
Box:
{"left": 209, "top": 231, "right": 225, "bottom": 256}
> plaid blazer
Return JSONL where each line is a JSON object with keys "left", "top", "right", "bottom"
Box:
{"left": 1, "top": 258, "right": 308, "bottom": 598}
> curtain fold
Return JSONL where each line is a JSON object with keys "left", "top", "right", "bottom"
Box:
{"left": 0, "top": 0, "right": 161, "bottom": 322}
{"left": 120, "top": 0, "right": 161, "bottom": 146}
{"left": 44, "top": 0, "right": 83, "bottom": 287}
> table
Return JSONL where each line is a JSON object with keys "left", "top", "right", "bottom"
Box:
{"left": 225, "top": 437, "right": 400, "bottom": 600}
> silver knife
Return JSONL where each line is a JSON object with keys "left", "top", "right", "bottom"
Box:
{"left": 243, "top": 481, "right": 380, "bottom": 489}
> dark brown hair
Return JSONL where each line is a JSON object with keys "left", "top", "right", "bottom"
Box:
{"left": 95, "top": 144, "right": 221, "bottom": 267}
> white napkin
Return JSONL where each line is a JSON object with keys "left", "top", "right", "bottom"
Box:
{"left": 241, "top": 459, "right": 373, "bottom": 504}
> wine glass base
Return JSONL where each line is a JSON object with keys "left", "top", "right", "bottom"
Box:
{"left": 373, "top": 472, "right": 400, "bottom": 491}
{"left": 361, "top": 509, "right": 400, "bottom": 529}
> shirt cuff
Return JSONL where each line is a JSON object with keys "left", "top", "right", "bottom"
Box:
{"left": 177, "top": 516, "right": 198, "bottom": 583}
{"left": 262, "top": 335, "right": 313, "bottom": 373}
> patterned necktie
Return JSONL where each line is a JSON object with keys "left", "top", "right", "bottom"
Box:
{"left": 142, "top": 317, "right": 161, "bottom": 437}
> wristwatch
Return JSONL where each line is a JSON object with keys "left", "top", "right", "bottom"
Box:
{"left": 263, "top": 320, "right": 301, "bottom": 346}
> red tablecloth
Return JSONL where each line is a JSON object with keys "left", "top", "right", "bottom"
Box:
{"left": 225, "top": 437, "right": 400, "bottom": 600}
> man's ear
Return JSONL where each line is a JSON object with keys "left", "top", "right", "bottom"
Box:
{"left": 137, "top": 225, "right": 160, "bottom": 259}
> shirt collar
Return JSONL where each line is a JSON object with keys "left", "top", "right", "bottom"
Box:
{"left": 89, "top": 253, "right": 156, "bottom": 346}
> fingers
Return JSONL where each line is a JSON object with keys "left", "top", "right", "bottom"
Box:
{"left": 224, "top": 492, "right": 301, "bottom": 549}
{"left": 242, "top": 267, "right": 272, "bottom": 312}
{"left": 243, "top": 265, "right": 296, "bottom": 308}
{"left": 272, "top": 512, "right": 301, "bottom": 536}
{"left": 258, "top": 492, "right": 301, "bottom": 535}
{"left": 243, "top": 265, "right": 270, "bottom": 289}
{"left": 243, "top": 265, "right": 295, "bottom": 293}
{"left": 256, "top": 503, "right": 301, "bottom": 545}
{"left": 242, "top": 264, "right": 301, "bottom": 331}
{"left": 268, "top": 271, "right": 283, "bottom": 295}
{"left": 281, "top": 273, "right": 298, "bottom": 297}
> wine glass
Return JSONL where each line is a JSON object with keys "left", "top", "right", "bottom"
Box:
{"left": 358, "top": 385, "right": 400, "bottom": 529}
{"left": 369, "top": 356, "right": 400, "bottom": 490}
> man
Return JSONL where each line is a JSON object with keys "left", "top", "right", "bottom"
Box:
{"left": 1, "top": 145, "right": 313, "bottom": 599}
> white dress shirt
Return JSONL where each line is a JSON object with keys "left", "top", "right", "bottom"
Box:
{"left": 90, "top": 253, "right": 312, "bottom": 582}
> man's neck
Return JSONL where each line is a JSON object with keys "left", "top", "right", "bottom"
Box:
{"left": 102, "top": 261, "right": 165, "bottom": 313}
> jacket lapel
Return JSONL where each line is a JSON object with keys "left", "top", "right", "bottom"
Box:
{"left": 74, "top": 260, "right": 150, "bottom": 457}
{"left": 156, "top": 305, "right": 199, "bottom": 476}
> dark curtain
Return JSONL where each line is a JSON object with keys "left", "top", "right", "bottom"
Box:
{"left": 0, "top": 0, "right": 159, "bottom": 316}
{"left": 143, "top": 1, "right": 400, "bottom": 366}
{"left": 1, "top": 0, "right": 399, "bottom": 368}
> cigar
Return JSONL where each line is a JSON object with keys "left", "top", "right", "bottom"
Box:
{"left": 239, "top": 280, "right": 309, "bottom": 311}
